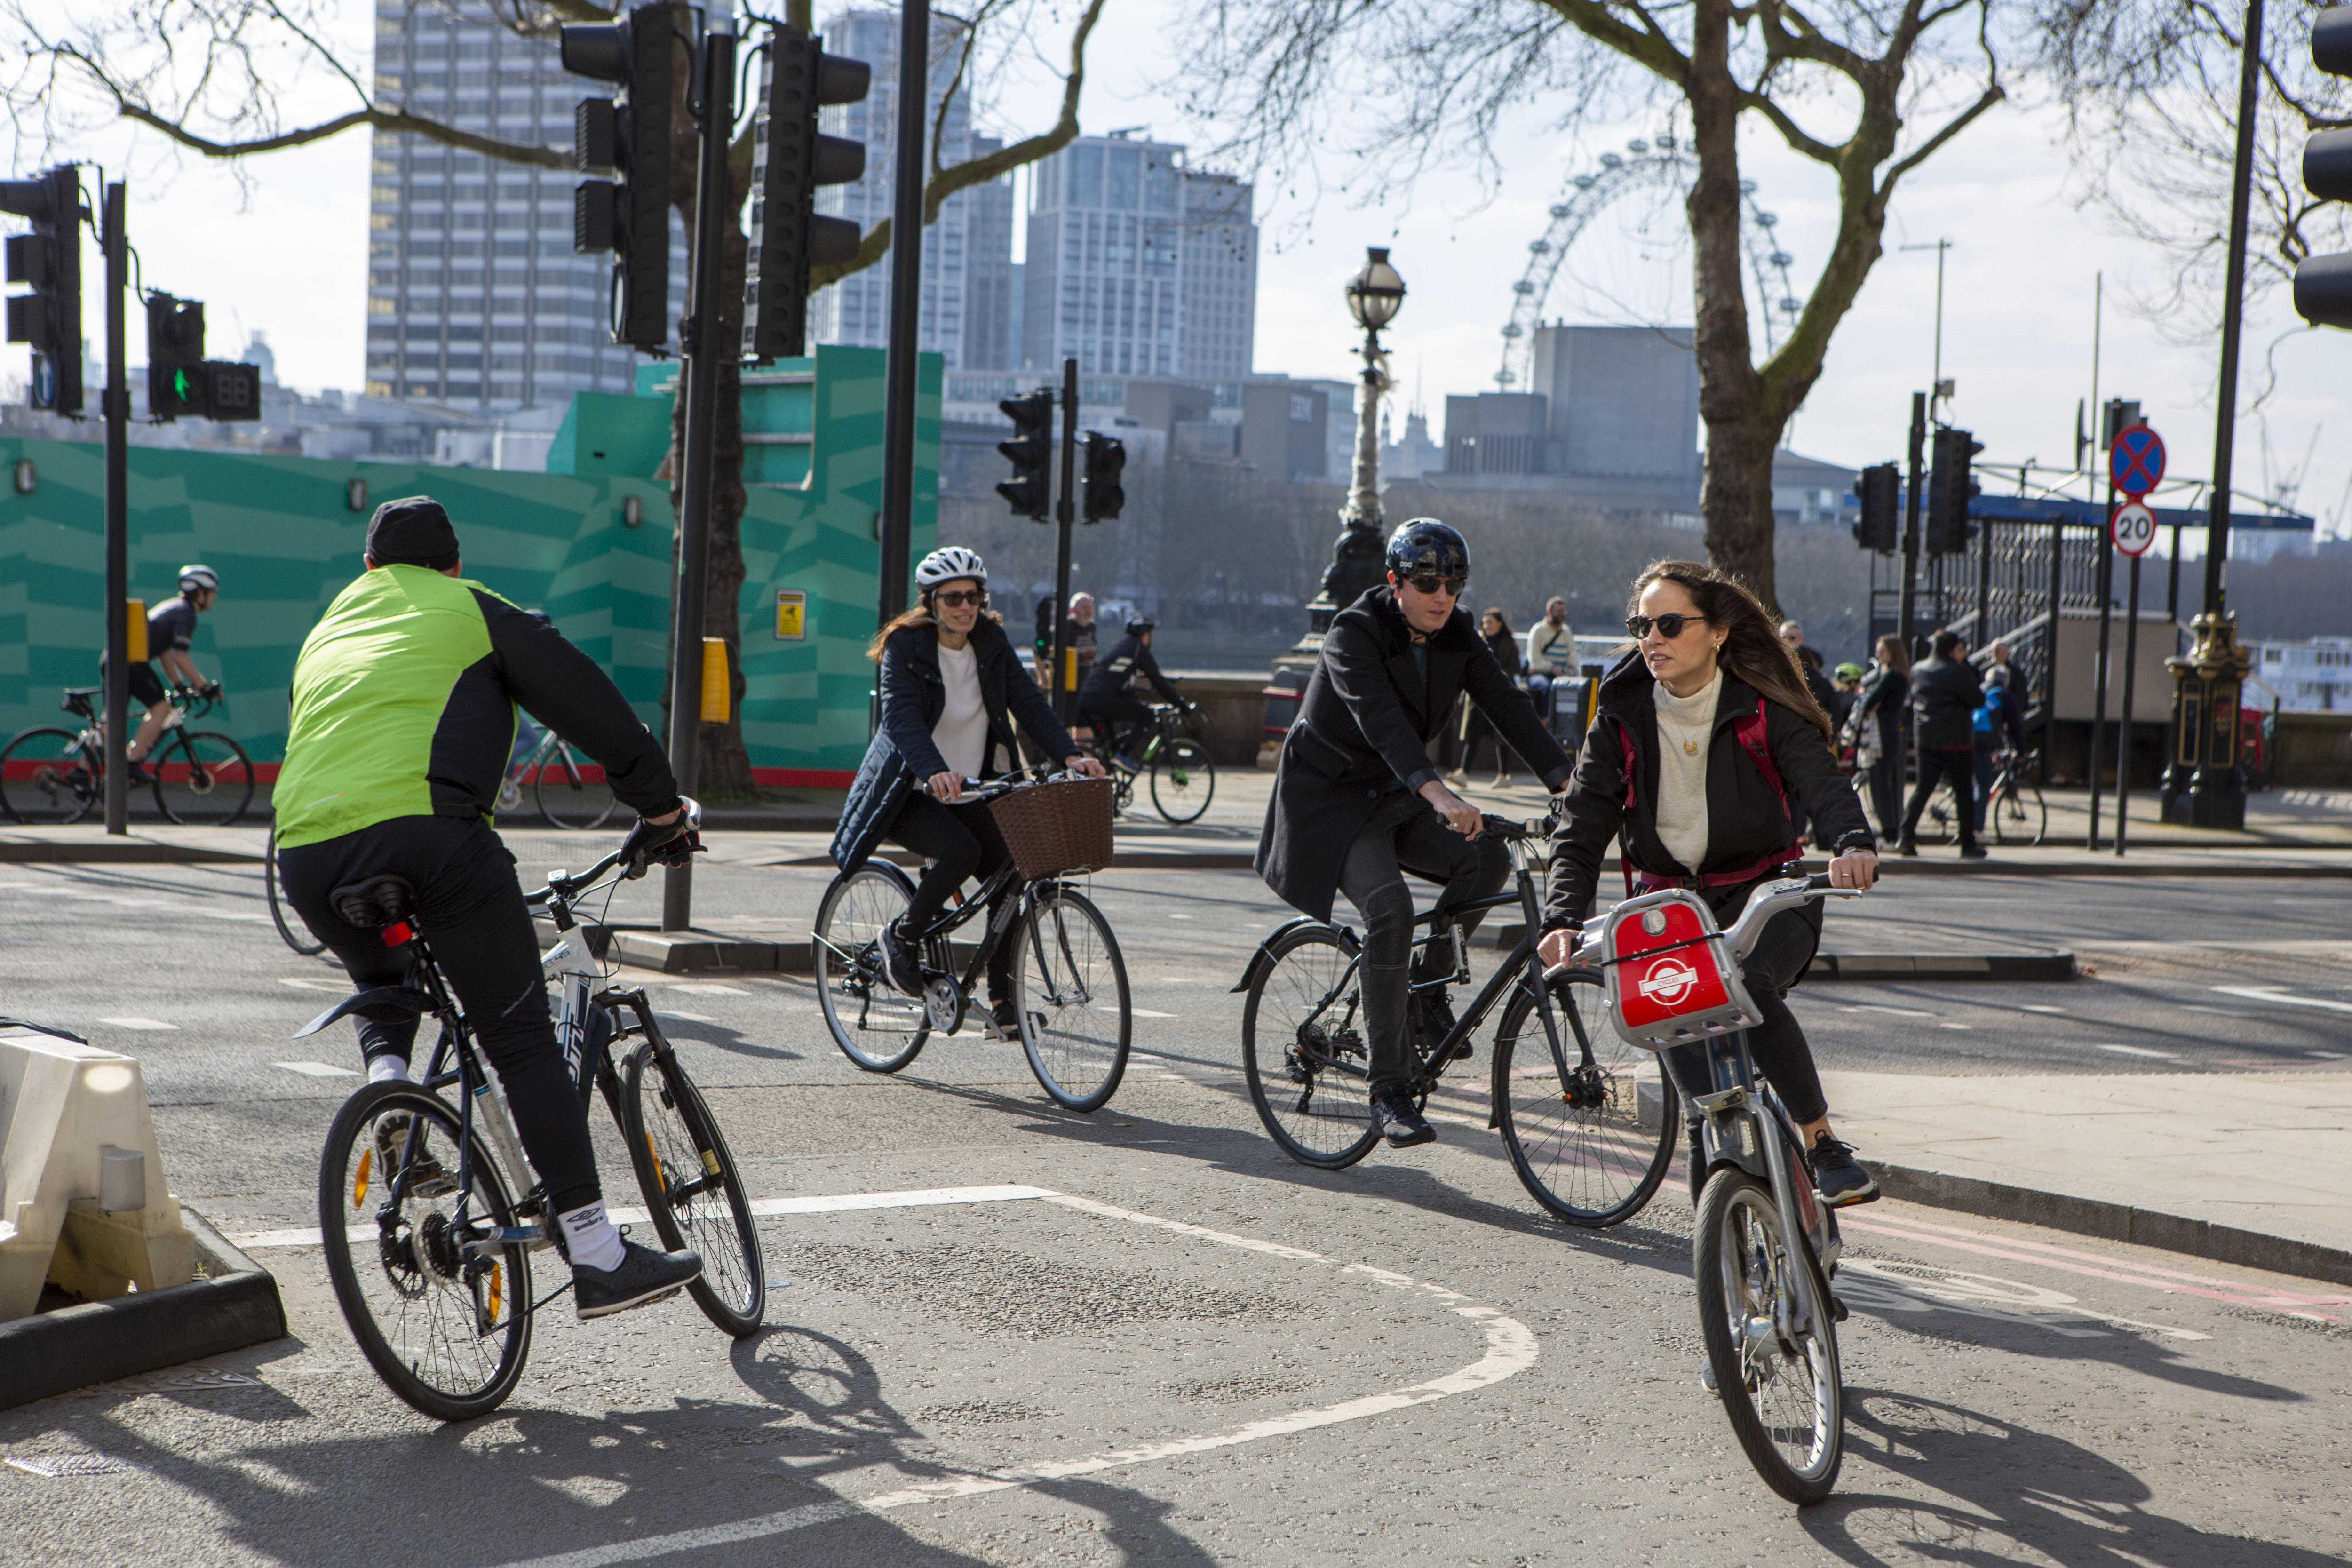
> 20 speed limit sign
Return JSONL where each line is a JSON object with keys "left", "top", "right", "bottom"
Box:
{"left": 2111, "top": 500, "right": 2158, "bottom": 557}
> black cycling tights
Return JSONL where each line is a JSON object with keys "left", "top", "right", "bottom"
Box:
{"left": 887, "top": 788, "right": 1018, "bottom": 998}
{"left": 278, "top": 815, "right": 603, "bottom": 1216}
{"left": 1660, "top": 898, "right": 1829, "bottom": 1127}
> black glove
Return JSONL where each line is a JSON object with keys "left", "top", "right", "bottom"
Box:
{"left": 621, "top": 813, "right": 699, "bottom": 876}
{"left": 199, "top": 680, "right": 222, "bottom": 699}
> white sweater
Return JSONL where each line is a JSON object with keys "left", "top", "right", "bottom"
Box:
{"left": 1653, "top": 671, "right": 1721, "bottom": 874}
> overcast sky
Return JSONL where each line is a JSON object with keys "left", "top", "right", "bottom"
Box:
{"left": 8, "top": 0, "right": 2344, "bottom": 539}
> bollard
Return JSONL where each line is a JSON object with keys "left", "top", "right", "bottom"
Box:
{"left": 124, "top": 600, "right": 147, "bottom": 664}
{"left": 699, "top": 637, "right": 730, "bottom": 724}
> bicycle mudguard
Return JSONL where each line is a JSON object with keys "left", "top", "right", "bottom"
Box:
{"left": 293, "top": 985, "right": 441, "bottom": 1039}
{"left": 1230, "top": 917, "right": 1359, "bottom": 994}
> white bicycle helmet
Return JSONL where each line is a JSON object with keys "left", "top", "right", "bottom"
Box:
{"left": 178, "top": 564, "right": 220, "bottom": 593}
{"left": 915, "top": 546, "right": 987, "bottom": 589}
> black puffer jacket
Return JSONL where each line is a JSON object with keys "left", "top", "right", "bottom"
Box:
{"left": 1909, "top": 653, "right": 1983, "bottom": 750}
{"left": 1543, "top": 651, "right": 1876, "bottom": 930}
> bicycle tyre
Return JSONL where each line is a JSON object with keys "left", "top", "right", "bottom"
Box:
{"left": 318, "top": 1081, "right": 533, "bottom": 1422}
{"left": 1241, "top": 923, "right": 1382, "bottom": 1170}
{"left": 0, "top": 728, "right": 98, "bottom": 825}
{"left": 266, "top": 828, "right": 328, "bottom": 955}
{"left": 534, "top": 739, "right": 620, "bottom": 830}
{"left": 1491, "top": 972, "right": 1677, "bottom": 1226}
{"left": 813, "top": 861, "right": 932, "bottom": 1072}
{"left": 620, "top": 1032, "right": 766, "bottom": 1337}
{"left": 1916, "top": 780, "right": 1955, "bottom": 846}
{"left": 152, "top": 730, "right": 255, "bottom": 826}
{"left": 1693, "top": 1168, "right": 1844, "bottom": 1505}
{"left": 1148, "top": 737, "right": 1216, "bottom": 825}
{"left": 1992, "top": 781, "right": 2046, "bottom": 847}
{"left": 1013, "top": 883, "right": 1131, "bottom": 1112}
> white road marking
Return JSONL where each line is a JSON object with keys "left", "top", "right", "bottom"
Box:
{"left": 97, "top": 1018, "right": 177, "bottom": 1030}
{"left": 198, "top": 910, "right": 270, "bottom": 922}
{"left": 275, "top": 1061, "right": 359, "bottom": 1078}
{"left": 1129, "top": 1008, "right": 1177, "bottom": 1018}
{"left": 481, "top": 1503, "right": 861, "bottom": 1568}
{"left": 279, "top": 977, "right": 350, "bottom": 992}
{"left": 663, "top": 982, "right": 749, "bottom": 995}
{"left": 2211, "top": 985, "right": 2352, "bottom": 1016}
{"left": 1840, "top": 1004, "right": 1938, "bottom": 1019}
{"left": 2019, "top": 1004, "right": 2066, "bottom": 1014}
{"left": 2096, "top": 1044, "right": 2177, "bottom": 1059}
{"left": 658, "top": 1011, "right": 717, "bottom": 1024}
{"left": 1937, "top": 1023, "right": 1973, "bottom": 1032}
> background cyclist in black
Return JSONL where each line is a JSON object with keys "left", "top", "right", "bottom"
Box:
{"left": 1076, "top": 615, "right": 1184, "bottom": 769}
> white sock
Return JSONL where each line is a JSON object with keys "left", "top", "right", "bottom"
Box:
{"left": 558, "top": 1201, "right": 627, "bottom": 1273}
{"left": 366, "top": 1055, "right": 413, "bottom": 1085}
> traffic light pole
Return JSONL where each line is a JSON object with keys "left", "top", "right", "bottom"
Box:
{"left": 1049, "top": 358, "right": 1078, "bottom": 725}
{"left": 874, "top": 0, "right": 930, "bottom": 648}
{"left": 2086, "top": 480, "right": 2116, "bottom": 852}
{"left": 2116, "top": 550, "right": 2143, "bottom": 856}
{"left": 102, "top": 181, "right": 129, "bottom": 838}
{"left": 1899, "top": 393, "right": 1925, "bottom": 656}
{"left": 661, "top": 11, "right": 735, "bottom": 933}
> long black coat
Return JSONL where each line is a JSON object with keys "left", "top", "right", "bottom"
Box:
{"left": 1256, "top": 586, "right": 1573, "bottom": 923}
{"left": 1543, "top": 652, "right": 1876, "bottom": 930}
{"left": 830, "top": 617, "right": 1078, "bottom": 872}
{"left": 1910, "top": 653, "right": 1983, "bottom": 750}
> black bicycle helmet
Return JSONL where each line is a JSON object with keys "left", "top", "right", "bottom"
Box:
{"left": 1126, "top": 615, "right": 1156, "bottom": 635}
{"left": 1384, "top": 519, "right": 1468, "bottom": 583}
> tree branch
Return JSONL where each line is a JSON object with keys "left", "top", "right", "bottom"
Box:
{"left": 1878, "top": 80, "right": 2005, "bottom": 192}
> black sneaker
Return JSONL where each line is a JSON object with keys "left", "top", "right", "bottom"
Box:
{"left": 126, "top": 759, "right": 157, "bottom": 786}
{"left": 1372, "top": 1087, "right": 1435, "bottom": 1148}
{"left": 573, "top": 1238, "right": 704, "bottom": 1320}
{"left": 1895, "top": 837, "right": 1919, "bottom": 859}
{"left": 1959, "top": 844, "right": 1990, "bottom": 860}
{"left": 373, "top": 1113, "right": 456, "bottom": 1199}
{"left": 1808, "top": 1134, "right": 1880, "bottom": 1207}
{"left": 1414, "top": 987, "right": 1468, "bottom": 1063}
{"left": 876, "top": 920, "right": 923, "bottom": 996}
{"left": 986, "top": 998, "right": 1027, "bottom": 1042}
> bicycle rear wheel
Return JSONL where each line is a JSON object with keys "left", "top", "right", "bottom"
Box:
{"left": 813, "top": 862, "right": 932, "bottom": 1072}
{"left": 318, "top": 1081, "right": 533, "bottom": 1421}
{"left": 1013, "top": 883, "right": 1131, "bottom": 1112}
{"left": 266, "top": 828, "right": 327, "bottom": 955}
{"left": 0, "top": 728, "right": 97, "bottom": 825}
{"left": 1992, "top": 781, "right": 2046, "bottom": 847}
{"left": 1917, "top": 780, "right": 1955, "bottom": 845}
{"left": 620, "top": 1031, "right": 766, "bottom": 1337}
{"left": 1492, "top": 971, "right": 1677, "bottom": 1226}
{"left": 1241, "top": 923, "right": 1381, "bottom": 1169}
{"left": 1148, "top": 737, "right": 1216, "bottom": 824}
{"left": 1694, "top": 1168, "right": 1844, "bottom": 1504}
{"left": 153, "top": 730, "right": 255, "bottom": 825}
{"left": 534, "top": 740, "right": 620, "bottom": 829}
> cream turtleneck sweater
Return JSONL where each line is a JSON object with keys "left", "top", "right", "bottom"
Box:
{"left": 1653, "top": 669, "right": 1722, "bottom": 874}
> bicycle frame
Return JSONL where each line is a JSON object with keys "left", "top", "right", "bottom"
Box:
{"left": 1689, "top": 1033, "right": 1842, "bottom": 1321}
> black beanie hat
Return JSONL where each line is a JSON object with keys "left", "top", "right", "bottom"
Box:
{"left": 365, "top": 497, "right": 461, "bottom": 570}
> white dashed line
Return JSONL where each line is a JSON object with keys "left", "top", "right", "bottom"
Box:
{"left": 2211, "top": 986, "right": 2352, "bottom": 1016}
{"left": 2096, "top": 1044, "right": 2177, "bottom": 1059}
{"left": 97, "top": 1018, "right": 177, "bottom": 1030}
{"left": 276, "top": 1061, "right": 360, "bottom": 1078}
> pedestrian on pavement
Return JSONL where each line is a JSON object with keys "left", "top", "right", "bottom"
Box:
{"left": 835, "top": 548, "right": 1108, "bottom": 1041}
{"left": 1077, "top": 614, "right": 1185, "bottom": 770}
{"left": 1453, "top": 607, "right": 1526, "bottom": 789}
{"left": 1256, "top": 519, "right": 1573, "bottom": 1151}
{"left": 1850, "top": 635, "right": 1910, "bottom": 844}
{"left": 1780, "top": 619, "right": 1840, "bottom": 712}
{"left": 1526, "top": 596, "right": 1575, "bottom": 733}
{"left": 1030, "top": 591, "right": 1099, "bottom": 695}
{"left": 1972, "top": 664, "right": 2029, "bottom": 832}
{"left": 98, "top": 565, "right": 224, "bottom": 783}
{"left": 274, "top": 496, "right": 707, "bottom": 1320}
{"left": 1538, "top": 559, "right": 1882, "bottom": 1208}
{"left": 1830, "top": 662, "right": 1864, "bottom": 736}
{"left": 1899, "top": 628, "right": 1987, "bottom": 859}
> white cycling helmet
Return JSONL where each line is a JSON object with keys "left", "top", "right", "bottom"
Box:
{"left": 915, "top": 546, "right": 987, "bottom": 589}
{"left": 178, "top": 564, "right": 220, "bottom": 593}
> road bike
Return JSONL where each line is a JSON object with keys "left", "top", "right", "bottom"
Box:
{"left": 302, "top": 805, "right": 764, "bottom": 1421}
{"left": 1081, "top": 700, "right": 1216, "bottom": 825}
{"left": 1, "top": 685, "right": 255, "bottom": 826}
{"left": 498, "top": 720, "right": 621, "bottom": 830}
{"left": 1233, "top": 814, "right": 1677, "bottom": 1226}
{"left": 265, "top": 828, "right": 328, "bottom": 956}
{"left": 811, "top": 772, "right": 1133, "bottom": 1112}
{"left": 1915, "top": 746, "right": 2045, "bottom": 847}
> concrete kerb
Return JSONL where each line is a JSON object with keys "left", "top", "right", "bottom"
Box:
{"left": 0, "top": 1206, "right": 288, "bottom": 1412}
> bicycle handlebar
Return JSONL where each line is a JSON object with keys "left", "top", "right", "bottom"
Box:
{"left": 527, "top": 796, "right": 702, "bottom": 909}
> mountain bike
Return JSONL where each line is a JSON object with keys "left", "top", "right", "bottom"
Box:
{"left": 1084, "top": 700, "right": 1216, "bottom": 824}
{"left": 303, "top": 804, "right": 764, "bottom": 1421}
{"left": 1233, "top": 814, "right": 1677, "bottom": 1226}
{"left": 811, "top": 772, "right": 1133, "bottom": 1112}
{"left": 499, "top": 721, "right": 621, "bottom": 830}
{"left": 0, "top": 685, "right": 254, "bottom": 826}
{"left": 1915, "top": 746, "right": 2044, "bottom": 847}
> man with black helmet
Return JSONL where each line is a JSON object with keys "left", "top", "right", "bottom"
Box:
{"left": 1077, "top": 615, "right": 1186, "bottom": 769}
{"left": 1256, "top": 519, "right": 1574, "bottom": 1148}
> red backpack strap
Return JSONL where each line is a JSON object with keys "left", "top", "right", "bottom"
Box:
{"left": 1733, "top": 697, "right": 1791, "bottom": 829}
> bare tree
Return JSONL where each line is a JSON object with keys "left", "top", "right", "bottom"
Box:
{"left": 3, "top": 0, "right": 1104, "bottom": 796}
{"left": 1177, "top": 0, "right": 2011, "bottom": 613}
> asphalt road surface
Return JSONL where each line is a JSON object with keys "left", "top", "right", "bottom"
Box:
{"left": 2, "top": 859, "right": 2349, "bottom": 1564}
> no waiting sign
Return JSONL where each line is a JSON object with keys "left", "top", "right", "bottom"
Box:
{"left": 2112, "top": 501, "right": 2158, "bottom": 557}
{"left": 2110, "top": 423, "right": 2166, "bottom": 496}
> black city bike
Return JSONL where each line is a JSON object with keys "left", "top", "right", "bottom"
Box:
{"left": 1, "top": 685, "right": 254, "bottom": 826}
{"left": 1084, "top": 700, "right": 1216, "bottom": 824}
{"left": 1916, "top": 746, "right": 2045, "bottom": 847}
{"left": 266, "top": 828, "right": 328, "bottom": 956}
{"left": 1233, "top": 815, "right": 1678, "bottom": 1226}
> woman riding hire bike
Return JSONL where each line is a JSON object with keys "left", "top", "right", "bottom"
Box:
{"left": 830, "top": 547, "right": 1108, "bottom": 1040}
{"left": 1534, "top": 560, "right": 1883, "bottom": 1207}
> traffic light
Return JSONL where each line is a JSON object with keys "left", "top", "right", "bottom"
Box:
{"left": 1, "top": 165, "right": 84, "bottom": 414}
{"left": 998, "top": 389, "right": 1054, "bottom": 519}
{"left": 1926, "top": 426, "right": 1983, "bottom": 555}
{"left": 146, "top": 294, "right": 205, "bottom": 420}
{"left": 203, "top": 361, "right": 263, "bottom": 422}
{"left": 1081, "top": 431, "right": 1126, "bottom": 524}
{"left": 742, "top": 25, "right": 870, "bottom": 361}
{"left": 1854, "top": 462, "right": 1899, "bottom": 553}
{"left": 564, "top": 2, "right": 680, "bottom": 352}
{"left": 2297, "top": 9, "right": 2352, "bottom": 326}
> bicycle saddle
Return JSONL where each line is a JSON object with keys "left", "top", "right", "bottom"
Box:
{"left": 328, "top": 875, "right": 419, "bottom": 931}
{"left": 60, "top": 686, "right": 99, "bottom": 706}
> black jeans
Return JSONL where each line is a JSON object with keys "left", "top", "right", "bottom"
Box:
{"left": 1337, "top": 789, "right": 1511, "bottom": 1094}
{"left": 888, "top": 788, "right": 1018, "bottom": 998}
{"left": 278, "top": 815, "right": 603, "bottom": 1216}
{"left": 1902, "top": 744, "right": 1979, "bottom": 850}
{"left": 1661, "top": 882, "right": 1829, "bottom": 1126}
{"left": 1865, "top": 750, "right": 1904, "bottom": 844}
{"left": 1077, "top": 693, "right": 1152, "bottom": 760}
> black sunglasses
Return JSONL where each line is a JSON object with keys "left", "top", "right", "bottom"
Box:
{"left": 932, "top": 588, "right": 986, "bottom": 608}
{"left": 1400, "top": 574, "right": 1467, "bottom": 597}
{"left": 1626, "top": 612, "right": 1707, "bottom": 640}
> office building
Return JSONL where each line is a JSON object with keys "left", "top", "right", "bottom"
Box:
{"left": 363, "top": 0, "right": 684, "bottom": 412}
{"left": 1436, "top": 325, "right": 1700, "bottom": 507}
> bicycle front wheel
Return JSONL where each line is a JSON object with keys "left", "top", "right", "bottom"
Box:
{"left": 1012, "top": 883, "right": 1131, "bottom": 1112}
{"left": 813, "top": 862, "right": 932, "bottom": 1072}
{"left": 1148, "top": 737, "right": 1216, "bottom": 824}
{"left": 620, "top": 1032, "right": 766, "bottom": 1337}
{"left": 1992, "top": 781, "right": 2046, "bottom": 847}
{"left": 1492, "top": 971, "right": 1677, "bottom": 1226}
{"left": 534, "top": 740, "right": 620, "bottom": 829}
{"left": 318, "top": 1081, "right": 533, "bottom": 1421}
{"left": 1240, "top": 923, "right": 1381, "bottom": 1170}
{"left": 0, "top": 728, "right": 97, "bottom": 825}
{"left": 1694, "top": 1168, "right": 1844, "bottom": 1504}
{"left": 266, "top": 829, "right": 327, "bottom": 955}
{"left": 153, "top": 730, "right": 255, "bottom": 826}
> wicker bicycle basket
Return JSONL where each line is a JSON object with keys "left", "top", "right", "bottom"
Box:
{"left": 986, "top": 777, "right": 1116, "bottom": 880}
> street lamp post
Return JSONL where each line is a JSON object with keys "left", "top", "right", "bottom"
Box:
{"left": 1285, "top": 248, "right": 1405, "bottom": 662}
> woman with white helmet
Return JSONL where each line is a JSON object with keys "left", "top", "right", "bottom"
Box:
{"left": 829, "top": 547, "right": 1107, "bottom": 1039}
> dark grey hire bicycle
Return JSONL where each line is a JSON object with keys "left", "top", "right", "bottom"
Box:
{"left": 1233, "top": 815, "right": 1679, "bottom": 1227}
{"left": 301, "top": 807, "right": 764, "bottom": 1421}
